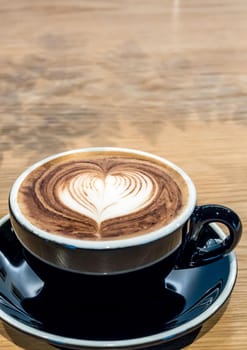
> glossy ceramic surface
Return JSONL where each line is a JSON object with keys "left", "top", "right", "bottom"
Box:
{"left": 9, "top": 148, "right": 196, "bottom": 275}
{"left": 0, "top": 215, "right": 237, "bottom": 349}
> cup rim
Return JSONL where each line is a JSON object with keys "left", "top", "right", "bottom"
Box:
{"left": 9, "top": 147, "right": 197, "bottom": 250}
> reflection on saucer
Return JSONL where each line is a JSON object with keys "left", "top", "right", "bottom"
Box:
{"left": 0, "top": 216, "right": 237, "bottom": 349}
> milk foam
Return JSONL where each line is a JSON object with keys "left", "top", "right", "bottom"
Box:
{"left": 59, "top": 171, "right": 156, "bottom": 224}
{"left": 17, "top": 153, "right": 185, "bottom": 240}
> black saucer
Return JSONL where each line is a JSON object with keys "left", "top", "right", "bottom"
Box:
{"left": 0, "top": 215, "right": 237, "bottom": 349}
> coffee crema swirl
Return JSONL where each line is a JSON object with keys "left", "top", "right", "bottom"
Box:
{"left": 18, "top": 155, "right": 185, "bottom": 240}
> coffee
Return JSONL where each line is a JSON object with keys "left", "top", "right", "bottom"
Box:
{"left": 17, "top": 150, "right": 188, "bottom": 240}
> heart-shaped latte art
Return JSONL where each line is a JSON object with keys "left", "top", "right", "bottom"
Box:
{"left": 58, "top": 171, "right": 157, "bottom": 225}
{"left": 18, "top": 156, "right": 183, "bottom": 240}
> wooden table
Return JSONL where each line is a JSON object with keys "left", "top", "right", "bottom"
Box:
{"left": 0, "top": 0, "right": 246, "bottom": 349}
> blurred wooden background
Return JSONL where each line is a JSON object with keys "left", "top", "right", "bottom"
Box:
{"left": 0, "top": 0, "right": 246, "bottom": 349}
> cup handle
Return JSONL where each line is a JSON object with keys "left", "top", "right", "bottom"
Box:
{"left": 178, "top": 204, "right": 242, "bottom": 267}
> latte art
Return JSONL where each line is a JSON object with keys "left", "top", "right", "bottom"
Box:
{"left": 17, "top": 153, "right": 186, "bottom": 240}
{"left": 59, "top": 171, "right": 156, "bottom": 225}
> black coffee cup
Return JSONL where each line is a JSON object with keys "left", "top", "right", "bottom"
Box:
{"left": 8, "top": 148, "right": 242, "bottom": 276}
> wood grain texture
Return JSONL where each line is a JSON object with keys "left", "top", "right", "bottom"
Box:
{"left": 0, "top": 0, "right": 246, "bottom": 349}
